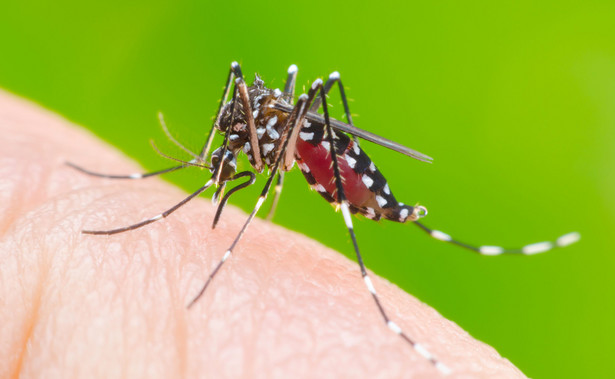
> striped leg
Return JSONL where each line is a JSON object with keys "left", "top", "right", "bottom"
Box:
{"left": 313, "top": 81, "right": 451, "bottom": 375}
{"left": 266, "top": 64, "right": 298, "bottom": 220}
{"left": 187, "top": 94, "right": 311, "bottom": 308}
{"left": 283, "top": 64, "right": 298, "bottom": 103}
{"left": 200, "top": 61, "right": 263, "bottom": 181}
{"left": 66, "top": 161, "right": 188, "bottom": 180}
{"left": 212, "top": 80, "right": 239, "bottom": 185}
{"left": 308, "top": 71, "right": 361, "bottom": 143}
{"left": 82, "top": 180, "right": 213, "bottom": 235}
{"left": 211, "top": 62, "right": 263, "bottom": 187}
{"left": 414, "top": 221, "right": 580, "bottom": 255}
{"left": 266, "top": 172, "right": 284, "bottom": 221}
{"left": 199, "top": 63, "right": 236, "bottom": 161}
{"left": 309, "top": 71, "right": 353, "bottom": 126}
{"left": 67, "top": 109, "right": 211, "bottom": 182}
{"left": 232, "top": 62, "right": 264, "bottom": 172}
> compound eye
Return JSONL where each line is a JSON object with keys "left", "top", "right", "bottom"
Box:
{"left": 210, "top": 147, "right": 223, "bottom": 168}
{"left": 210, "top": 147, "right": 237, "bottom": 181}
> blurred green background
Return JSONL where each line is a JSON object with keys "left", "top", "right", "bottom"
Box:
{"left": 1, "top": 1, "right": 613, "bottom": 377}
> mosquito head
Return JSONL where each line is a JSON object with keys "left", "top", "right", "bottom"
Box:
{"left": 210, "top": 146, "right": 237, "bottom": 182}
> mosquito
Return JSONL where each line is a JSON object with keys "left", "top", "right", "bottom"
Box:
{"left": 67, "top": 62, "right": 580, "bottom": 374}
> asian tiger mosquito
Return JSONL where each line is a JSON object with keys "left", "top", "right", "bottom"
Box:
{"left": 67, "top": 62, "right": 580, "bottom": 374}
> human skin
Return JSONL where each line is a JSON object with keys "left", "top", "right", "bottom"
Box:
{"left": 0, "top": 90, "right": 526, "bottom": 378}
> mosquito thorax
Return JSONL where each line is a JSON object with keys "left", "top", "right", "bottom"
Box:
{"left": 216, "top": 81, "right": 293, "bottom": 171}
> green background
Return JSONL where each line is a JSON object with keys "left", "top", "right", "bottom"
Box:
{"left": 1, "top": 1, "right": 613, "bottom": 377}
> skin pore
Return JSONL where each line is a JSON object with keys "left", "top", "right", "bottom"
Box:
{"left": 0, "top": 90, "right": 525, "bottom": 378}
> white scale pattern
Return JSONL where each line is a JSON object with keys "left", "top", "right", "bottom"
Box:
{"left": 300, "top": 132, "right": 313, "bottom": 141}
{"left": 522, "top": 241, "right": 552, "bottom": 254}
{"left": 345, "top": 154, "right": 357, "bottom": 168}
{"left": 557, "top": 232, "right": 580, "bottom": 246}
{"left": 399, "top": 208, "right": 409, "bottom": 220}
{"left": 365, "top": 207, "right": 376, "bottom": 219}
{"left": 479, "top": 246, "right": 504, "bottom": 255}
{"left": 298, "top": 162, "right": 310, "bottom": 173}
{"left": 375, "top": 195, "right": 388, "bottom": 208}
{"left": 313, "top": 184, "right": 326, "bottom": 192}
{"left": 262, "top": 143, "right": 275, "bottom": 156}
{"left": 362, "top": 175, "right": 374, "bottom": 188}
{"left": 431, "top": 230, "right": 452, "bottom": 241}
{"left": 257, "top": 128, "right": 266, "bottom": 139}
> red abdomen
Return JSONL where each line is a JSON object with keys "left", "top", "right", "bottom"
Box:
{"left": 295, "top": 137, "right": 372, "bottom": 207}
{"left": 294, "top": 129, "right": 411, "bottom": 223}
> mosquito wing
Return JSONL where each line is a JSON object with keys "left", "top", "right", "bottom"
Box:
{"left": 273, "top": 102, "right": 433, "bottom": 163}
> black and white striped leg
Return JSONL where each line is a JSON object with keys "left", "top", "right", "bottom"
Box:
{"left": 265, "top": 64, "right": 298, "bottom": 220}
{"left": 199, "top": 63, "right": 236, "bottom": 161}
{"left": 309, "top": 71, "right": 353, "bottom": 126}
{"left": 232, "top": 62, "right": 264, "bottom": 171}
{"left": 283, "top": 64, "right": 298, "bottom": 103}
{"left": 414, "top": 221, "right": 580, "bottom": 256}
{"left": 266, "top": 172, "right": 284, "bottom": 221}
{"left": 82, "top": 180, "right": 214, "bottom": 235}
{"left": 315, "top": 83, "right": 451, "bottom": 375}
{"left": 279, "top": 78, "right": 324, "bottom": 171}
{"left": 212, "top": 82, "right": 239, "bottom": 185}
{"left": 66, "top": 161, "right": 188, "bottom": 180}
{"left": 187, "top": 94, "right": 311, "bottom": 308}
{"left": 308, "top": 71, "right": 359, "bottom": 143}
{"left": 210, "top": 62, "right": 263, "bottom": 182}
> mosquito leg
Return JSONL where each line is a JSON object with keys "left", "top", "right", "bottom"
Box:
{"left": 265, "top": 64, "right": 298, "bottom": 219}
{"left": 82, "top": 180, "right": 213, "bottom": 235}
{"left": 413, "top": 220, "right": 580, "bottom": 256}
{"left": 283, "top": 64, "right": 298, "bottom": 103}
{"left": 212, "top": 171, "right": 257, "bottom": 228}
{"left": 212, "top": 182, "right": 226, "bottom": 206}
{"left": 187, "top": 94, "right": 310, "bottom": 308}
{"left": 309, "top": 71, "right": 359, "bottom": 143}
{"left": 232, "top": 62, "right": 264, "bottom": 172}
{"left": 314, "top": 82, "right": 451, "bottom": 374}
{"left": 66, "top": 161, "right": 188, "bottom": 180}
{"left": 279, "top": 79, "right": 323, "bottom": 171}
{"left": 309, "top": 72, "right": 350, "bottom": 121}
{"left": 199, "top": 62, "right": 236, "bottom": 161}
{"left": 265, "top": 172, "right": 284, "bottom": 221}
{"left": 212, "top": 83, "right": 239, "bottom": 185}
